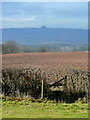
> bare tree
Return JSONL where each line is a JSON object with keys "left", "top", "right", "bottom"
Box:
{"left": 2, "top": 41, "right": 22, "bottom": 54}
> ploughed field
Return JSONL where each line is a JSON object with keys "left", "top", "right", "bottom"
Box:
{"left": 2, "top": 52, "right": 88, "bottom": 83}
{"left": 2, "top": 52, "right": 88, "bottom": 69}
{"left": 2, "top": 52, "right": 88, "bottom": 74}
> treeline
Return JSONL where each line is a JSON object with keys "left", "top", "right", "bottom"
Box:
{"left": 1, "top": 41, "right": 52, "bottom": 54}
{"left": 1, "top": 41, "right": 88, "bottom": 54}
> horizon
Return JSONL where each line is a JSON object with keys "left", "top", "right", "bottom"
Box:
{"left": 1, "top": 26, "right": 88, "bottom": 30}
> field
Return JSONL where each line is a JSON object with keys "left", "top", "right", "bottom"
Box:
{"left": 2, "top": 98, "right": 88, "bottom": 118}
{"left": 2, "top": 52, "right": 88, "bottom": 70}
{"left": 2, "top": 52, "right": 88, "bottom": 82}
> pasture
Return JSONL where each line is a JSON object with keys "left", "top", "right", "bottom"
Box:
{"left": 2, "top": 98, "right": 88, "bottom": 118}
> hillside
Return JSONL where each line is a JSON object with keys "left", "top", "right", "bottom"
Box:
{"left": 2, "top": 27, "right": 88, "bottom": 45}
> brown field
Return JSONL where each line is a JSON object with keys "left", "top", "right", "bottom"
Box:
{"left": 2, "top": 52, "right": 88, "bottom": 70}
{"left": 2, "top": 52, "right": 88, "bottom": 82}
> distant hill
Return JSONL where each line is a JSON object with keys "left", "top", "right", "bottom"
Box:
{"left": 2, "top": 27, "right": 88, "bottom": 45}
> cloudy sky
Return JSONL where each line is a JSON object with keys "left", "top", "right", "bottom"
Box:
{"left": 2, "top": 2, "right": 88, "bottom": 29}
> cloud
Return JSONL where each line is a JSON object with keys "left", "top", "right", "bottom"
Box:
{"left": 35, "top": 14, "right": 88, "bottom": 28}
{"left": 2, "top": 2, "right": 88, "bottom": 28}
{"left": 2, "top": 16, "right": 37, "bottom": 22}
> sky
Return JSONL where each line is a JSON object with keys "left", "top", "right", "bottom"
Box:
{"left": 1, "top": 2, "right": 88, "bottom": 29}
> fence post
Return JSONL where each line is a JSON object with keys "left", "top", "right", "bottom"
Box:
{"left": 64, "top": 75, "right": 67, "bottom": 91}
{"left": 41, "top": 80, "right": 44, "bottom": 99}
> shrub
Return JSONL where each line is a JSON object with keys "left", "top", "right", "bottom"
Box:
{"left": 2, "top": 68, "right": 49, "bottom": 99}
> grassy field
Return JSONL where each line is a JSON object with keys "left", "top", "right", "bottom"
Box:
{"left": 2, "top": 100, "right": 88, "bottom": 118}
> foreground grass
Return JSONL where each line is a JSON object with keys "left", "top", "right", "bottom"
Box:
{"left": 2, "top": 99, "right": 88, "bottom": 118}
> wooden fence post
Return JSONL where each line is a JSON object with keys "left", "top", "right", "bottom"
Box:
{"left": 63, "top": 75, "right": 68, "bottom": 102}
{"left": 41, "top": 80, "right": 44, "bottom": 99}
{"left": 64, "top": 75, "right": 67, "bottom": 91}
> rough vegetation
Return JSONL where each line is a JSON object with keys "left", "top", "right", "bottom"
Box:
{"left": 2, "top": 68, "right": 49, "bottom": 99}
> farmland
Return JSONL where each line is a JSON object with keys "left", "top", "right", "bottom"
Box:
{"left": 2, "top": 52, "right": 88, "bottom": 70}
{"left": 2, "top": 52, "right": 88, "bottom": 78}
{"left": 1, "top": 1, "right": 89, "bottom": 118}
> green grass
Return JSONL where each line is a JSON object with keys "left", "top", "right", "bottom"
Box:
{"left": 2, "top": 99, "right": 88, "bottom": 118}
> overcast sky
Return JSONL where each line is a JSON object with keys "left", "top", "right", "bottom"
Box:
{"left": 2, "top": 2, "right": 88, "bottom": 29}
